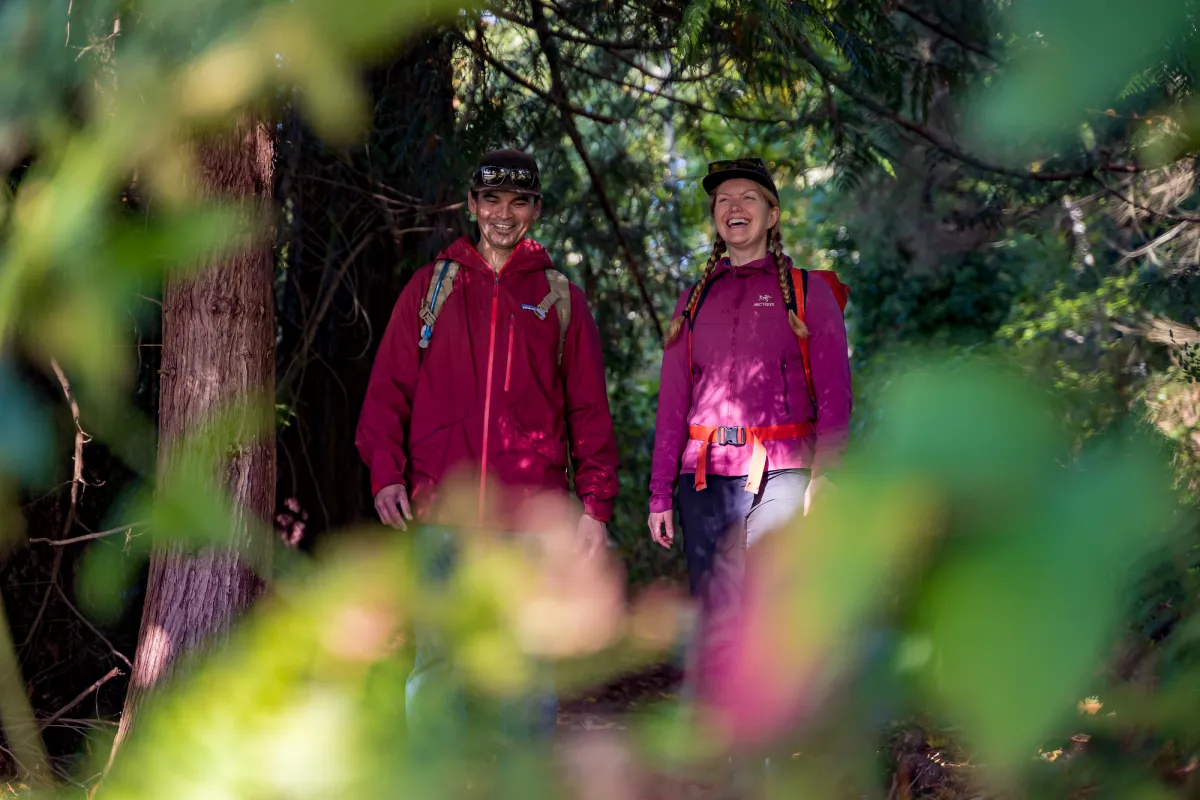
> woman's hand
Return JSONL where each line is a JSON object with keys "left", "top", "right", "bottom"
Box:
{"left": 648, "top": 510, "right": 675, "bottom": 549}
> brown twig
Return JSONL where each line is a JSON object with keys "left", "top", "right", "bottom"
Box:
{"left": 39, "top": 668, "right": 122, "bottom": 731}
{"left": 1093, "top": 174, "right": 1200, "bottom": 223}
{"left": 464, "top": 36, "right": 620, "bottom": 126}
{"left": 487, "top": 7, "right": 670, "bottom": 52}
{"left": 893, "top": 1, "right": 998, "bottom": 63}
{"left": 1113, "top": 316, "right": 1200, "bottom": 345}
{"left": 279, "top": 231, "right": 378, "bottom": 392}
{"left": 569, "top": 60, "right": 819, "bottom": 126}
{"left": 28, "top": 524, "right": 143, "bottom": 547}
{"left": 22, "top": 360, "right": 89, "bottom": 651}
{"left": 795, "top": 40, "right": 1142, "bottom": 183}
{"left": 530, "top": 4, "right": 664, "bottom": 339}
{"left": 52, "top": 584, "right": 132, "bottom": 671}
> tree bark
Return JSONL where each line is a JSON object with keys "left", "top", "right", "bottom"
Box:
{"left": 111, "top": 118, "right": 276, "bottom": 753}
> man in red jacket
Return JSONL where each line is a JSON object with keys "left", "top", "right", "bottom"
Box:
{"left": 355, "top": 149, "right": 619, "bottom": 746}
{"left": 356, "top": 148, "right": 618, "bottom": 542}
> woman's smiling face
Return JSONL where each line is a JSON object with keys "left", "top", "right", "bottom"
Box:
{"left": 712, "top": 178, "right": 780, "bottom": 251}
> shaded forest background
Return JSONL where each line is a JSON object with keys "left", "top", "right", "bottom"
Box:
{"left": 4, "top": 0, "right": 1200, "bottom": 795}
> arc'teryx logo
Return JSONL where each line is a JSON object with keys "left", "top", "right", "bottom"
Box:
{"left": 754, "top": 293, "right": 775, "bottom": 307}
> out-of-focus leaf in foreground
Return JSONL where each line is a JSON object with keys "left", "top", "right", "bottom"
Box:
{"left": 0, "top": 0, "right": 466, "bottom": 411}
{"left": 82, "top": 490, "right": 680, "bottom": 799}
{"left": 90, "top": 534, "right": 414, "bottom": 800}
{"left": 0, "top": 364, "right": 51, "bottom": 486}
{"left": 971, "top": 0, "right": 1189, "bottom": 149}
{"left": 916, "top": 429, "right": 1174, "bottom": 775}
{"left": 77, "top": 395, "right": 277, "bottom": 623}
{"left": 690, "top": 357, "right": 1178, "bottom": 787}
{"left": 865, "top": 359, "right": 1177, "bottom": 778}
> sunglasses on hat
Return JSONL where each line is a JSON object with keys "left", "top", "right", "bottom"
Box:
{"left": 476, "top": 165, "right": 538, "bottom": 190}
{"left": 707, "top": 157, "right": 769, "bottom": 176}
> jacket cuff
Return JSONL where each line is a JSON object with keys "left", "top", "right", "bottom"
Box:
{"left": 370, "top": 471, "right": 406, "bottom": 499}
{"left": 581, "top": 495, "right": 613, "bottom": 523}
{"left": 649, "top": 494, "right": 674, "bottom": 514}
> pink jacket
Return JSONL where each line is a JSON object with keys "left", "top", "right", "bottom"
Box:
{"left": 649, "top": 255, "right": 851, "bottom": 513}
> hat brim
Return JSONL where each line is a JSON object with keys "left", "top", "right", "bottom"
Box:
{"left": 472, "top": 183, "right": 543, "bottom": 198}
{"left": 702, "top": 168, "right": 779, "bottom": 200}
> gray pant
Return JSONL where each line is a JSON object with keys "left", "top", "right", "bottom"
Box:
{"left": 676, "top": 469, "right": 809, "bottom": 695}
{"left": 406, "top": 527, "right": 558, "bottom": 759}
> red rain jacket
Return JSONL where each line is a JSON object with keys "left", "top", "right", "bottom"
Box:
{"left": 355, "top": 237, "right": 619, "bottom": 521}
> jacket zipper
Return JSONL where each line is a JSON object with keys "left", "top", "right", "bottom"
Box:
{"left": 504, "top": 315, "right": 515, "bottom": 392}
{"left": 477, "top": 243, "right": 522, "bottom": 523}
{"left": 479, "top": 275, "right": 500, "bottom": 522}
{"left": 721, "top": 278, "right": 742, "bottom": 475}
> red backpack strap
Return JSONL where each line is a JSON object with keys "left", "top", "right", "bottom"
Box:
{"left": 786, "top": 267, "right": 817, "bottom": 411}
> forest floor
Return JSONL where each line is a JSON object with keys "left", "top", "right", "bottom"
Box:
{"left": 557, "top": 662, "right": 684, "bottom": 732}
{"left": 555, "top": 663, "right": 981, "bottom": 800}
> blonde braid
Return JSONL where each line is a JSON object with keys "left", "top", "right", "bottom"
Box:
{"left": 665, "top": 236, "right": 726, "bottom": 344}
{"left": 772, "top": 226, "right": 808, "bottom": 338}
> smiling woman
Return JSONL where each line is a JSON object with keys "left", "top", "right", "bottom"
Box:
{"left": 645, "top": 155, "right": 852, "bottom": 715}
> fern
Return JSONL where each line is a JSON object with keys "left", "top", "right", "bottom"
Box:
{"left": 1120, "top": 65, "right": 1163, "bottom": 101}
{"left": 831, "top": 133, "right": 881, "bottom": 192}
{"left": 679, "top": 0, "right": 718, "bottom": 56}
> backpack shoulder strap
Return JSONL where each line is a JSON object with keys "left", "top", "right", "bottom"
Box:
{"left": 689, "top": 271, "right": 725, "bottom": 326}
{"left": 787, "top": 267, "right": 817, "bottom": 412}
{"left": 540, "top": 269, "right": 572, "bottom": 366}
{"left": 684, "top": 271, "right": 729, "bottom": 378}
{"left": 418, "top": 259, "right": 460, "bottom": 350}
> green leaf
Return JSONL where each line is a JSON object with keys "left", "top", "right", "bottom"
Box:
{"left": 0, "top": 363, "right": 52, "bottom": 485}
{"left": 915, "top": 431, "right": 1175, "bottom": 773}
{"left": 104, "top": 204, "right": 261, "bottom": 281}
{"left": 972, "top": 0, "right": 1190, "bottom": 147}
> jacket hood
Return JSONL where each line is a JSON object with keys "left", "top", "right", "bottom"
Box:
{"left": 439, "top": 236, "right": 555, "bottom": 275}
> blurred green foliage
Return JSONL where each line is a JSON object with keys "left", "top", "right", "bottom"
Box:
{"left": 0, "top": 0, "right": 1199, "bottom": 797}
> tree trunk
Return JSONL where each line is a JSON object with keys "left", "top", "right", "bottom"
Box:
{"left": 111, "top": 118, "right": 276, "bottom": 752}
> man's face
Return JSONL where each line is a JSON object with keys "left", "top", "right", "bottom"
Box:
{"left": 469, "top": 189, "right": 541, "bottom": 252}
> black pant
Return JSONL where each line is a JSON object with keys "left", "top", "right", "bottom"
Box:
{"left": 676, "top": 469, "right": 809, "bottom": 698}
{"left": 677, "top": 468, "right": 810, "bottom": 598}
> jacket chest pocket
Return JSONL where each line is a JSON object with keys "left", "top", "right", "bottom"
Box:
{"left": 507, "top": 305, "right": 560, "bottom": 394}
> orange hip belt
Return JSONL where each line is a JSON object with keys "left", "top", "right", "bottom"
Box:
{"left": 688, "top": 422, "right": 814, "bottom": 495}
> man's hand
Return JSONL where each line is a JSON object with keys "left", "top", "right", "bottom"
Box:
{"left": 375, "top": 484, "right": 413, "bottom": 530}
{"left": 647, "top": 510, "right": 674, "bottom": 549}
{"left": 804, "top": 474, "right": 832, "bottom": 516}
{"left": 576, "top": 514, "right": 608, "bottom": 559}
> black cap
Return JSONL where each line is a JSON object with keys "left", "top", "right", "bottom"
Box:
{"left": 702, "top": 157, "right": 779, "bottom": 201}
{"left": 472, "top": 149, "right": 542, "bottom": 196}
